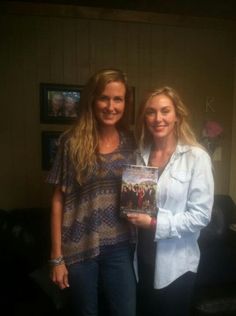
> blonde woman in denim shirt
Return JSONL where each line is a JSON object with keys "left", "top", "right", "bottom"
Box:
{"left": 127, "top": 86, "right": 214, "bottom": 316}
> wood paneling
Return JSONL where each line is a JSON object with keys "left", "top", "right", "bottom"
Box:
{"left": 0, "top": 3, "right": 235, "bottom": 208}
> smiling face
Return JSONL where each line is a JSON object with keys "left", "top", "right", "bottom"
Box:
{"left": 93, "top": 81, "right": 126, "bottom": 127}
{"left": 51, "top": 93, "right": 64, "bottom": 111}
{"left": 144, "top": 94, "right": 177, "bottom": 141}
{"left": 64, "top": 96, "right": 77, "bottom": 116}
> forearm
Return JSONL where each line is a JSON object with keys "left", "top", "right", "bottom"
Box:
{"left": 50, "top": 186, "right": 64, "bottom": 259}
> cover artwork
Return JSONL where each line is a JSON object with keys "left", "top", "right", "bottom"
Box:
{"left": 120, "top": 164, "right": 158, "bottom": 217}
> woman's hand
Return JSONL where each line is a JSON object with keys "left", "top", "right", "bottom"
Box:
{"left": 126, "top": 213, "right": 152, "bottom": 229}
{"left": 50, "top": 263, "right": 69, "bottom": 289}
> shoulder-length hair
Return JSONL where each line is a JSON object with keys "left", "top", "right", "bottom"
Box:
{"left": 136, "top": 86, "right": 199, "bottom": 150}
{"left": 69, "top": 68, "right": 133, "bottom": 184}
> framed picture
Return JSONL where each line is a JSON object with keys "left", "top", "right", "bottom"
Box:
{"left": 40, "top": 83, "right": 83, "bottom": 124}
{"left": 41, "top": 131, "right": 62, "bottom": 170}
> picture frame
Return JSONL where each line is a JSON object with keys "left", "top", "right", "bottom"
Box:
{"left": 40, "top": 83, "right": 83, "bottom": 124}
{"left": 41, "top": 131, "right": 62, "bottom": 170}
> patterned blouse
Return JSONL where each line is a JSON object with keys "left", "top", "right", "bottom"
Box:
{"left": 47, "top": 130, "right": 136, "bottom": 266}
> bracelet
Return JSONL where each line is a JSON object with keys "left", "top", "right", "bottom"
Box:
{"left": 150, "top": 217, "right": 157, "bottom": 229}
{"left": 48, "top": 256, "right": 65, "bottom": 266}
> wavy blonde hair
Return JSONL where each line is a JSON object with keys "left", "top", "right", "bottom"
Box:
{"left": 136, "top": 86, "right": 199, "bottom": 150}
{"left": 69, "top": 68, "right": 133, "bottom": 184}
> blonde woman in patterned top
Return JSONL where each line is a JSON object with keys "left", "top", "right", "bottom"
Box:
{"left": 47, "top": 69, "right": 136, "bottom": 316}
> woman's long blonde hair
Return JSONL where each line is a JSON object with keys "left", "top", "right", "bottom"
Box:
{"left": 136, "top": 86, "right": 199, "bottom": 150}
{"left": 69, "top": 68, "right": 133, "bottom": 184}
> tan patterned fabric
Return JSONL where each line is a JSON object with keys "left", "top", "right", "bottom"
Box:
{"left": 47, "top": 131, "right": 136, "bottom": 265}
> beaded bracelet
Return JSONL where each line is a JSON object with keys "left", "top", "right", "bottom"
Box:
{"left": 48, "top": 256, "right": 65, "bottom": 266}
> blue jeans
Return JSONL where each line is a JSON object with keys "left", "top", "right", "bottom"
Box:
{"left": 68, "top": 243, "right": 136, "bottom": 316}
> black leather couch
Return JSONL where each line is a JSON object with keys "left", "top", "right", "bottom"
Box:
{"left": 192, "top": 195, "right": 236, "bottom": 315}
{"left": 0, "top": 207, "right": 70, "bottom": 316}
{"left": 1, "top": 195, "right": 236, "bottom": 316}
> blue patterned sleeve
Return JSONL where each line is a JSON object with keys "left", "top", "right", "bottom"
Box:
{"left": 46, "top": 133, "right": 75, "bottom": 192}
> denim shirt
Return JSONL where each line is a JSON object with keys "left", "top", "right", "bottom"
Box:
{"left": 136, "top": 143, "right": 214, "bottom": 289}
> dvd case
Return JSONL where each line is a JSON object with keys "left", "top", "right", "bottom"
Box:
{"left": 120, "top": 164, "right": 158, "bottom": 217}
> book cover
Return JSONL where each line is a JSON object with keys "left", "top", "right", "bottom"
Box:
{"left": 120, "top": 164, "right": 158, "bottom": 217}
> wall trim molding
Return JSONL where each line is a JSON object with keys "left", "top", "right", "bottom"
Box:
{"left": 1, "top": 1, "right": 235, "bottom": 31}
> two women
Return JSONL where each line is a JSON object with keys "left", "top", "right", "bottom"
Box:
{"left": 48, "top": 69, "right": 214, "bottom": 316}
{"left": 47, "top": 69, "right": 136, "bottom": 316}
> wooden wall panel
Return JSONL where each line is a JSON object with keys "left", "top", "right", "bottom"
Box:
{"left": 89, "top": 20, "right": 115, "bottom": 71}
{"left": 75, "top": 20, "right": 91, "bottom": 83}
{"left": 49, "top": 17, "right": 65, "bottom": 83}
{"left": 149, "top": 25, "right": 166, "bottom": 89}
{"left": 125, "top": 23, "right": 139, "bottom": 85}
{"left": 19, "top": 17, "right": 40, "bottom": 207}
{"left": 5, "top": 16, "right": 28, "bottom": 207}
{"left": 36, "top": 17, "right": 51, "bottom": 82}
{"left": 62, "top": 18, "right": 78, "bottom": 84}
{"left": 230, "top": 54, "right": 236, "bottom": 202}
{"left": 0, "top": 15, "right": 14, "bottom": 207}
{"left": 138, "top": 24, "right": 153, "bottom": 89}
{"left": 113, "top": 22, "right": 129, "bottom": 72}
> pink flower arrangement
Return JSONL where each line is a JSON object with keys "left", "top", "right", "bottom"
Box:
{"left": 202, "top": 120, "right": 223, "bottom": 139}
{"left": 201, "top": 120, "right": 223, "bottom": 155}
